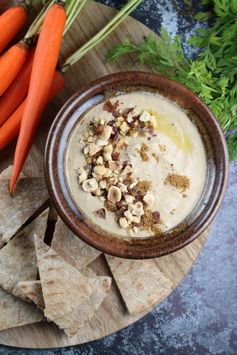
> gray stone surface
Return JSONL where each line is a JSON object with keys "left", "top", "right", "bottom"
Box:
{"left": 1, "top": 0, "right": 236, "bottom": 354}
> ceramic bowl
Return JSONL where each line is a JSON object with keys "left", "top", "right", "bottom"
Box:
{"left": 44, "top": 71, "right": 228, "bottom": 259}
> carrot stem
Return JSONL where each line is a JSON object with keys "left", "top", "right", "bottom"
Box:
{"left": 24, "top": 0, "right": 55, "bottom": 39}
{"left": 61, "top": 0, "right": 142, "bottom": 71}
{"left": 10, "top": 3, "right": 66, "bottom": 193}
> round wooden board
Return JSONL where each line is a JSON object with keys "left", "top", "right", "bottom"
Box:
{"left": 0, "top": 0, "right": 210, "bottom": 348}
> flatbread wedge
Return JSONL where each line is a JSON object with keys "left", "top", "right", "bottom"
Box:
{"left": 0, "top": 287, "right": 43, "bottom": 331}
{"left": 35, "top": 236, "right": 111, "bottom": 336}
{"left": 105, "top": 256, "right": 173, "bottom": 315}
{"left": 0, "top": 166, "right": 48, "bottom": 247}
{"left": 51, "top": 217, "right": 100, "bottom": 270}
{"left": 0, "top": 209, "right": 48, "bottom": 295}
{"left": 14, "top": 281, "right": 45, "bottom": 310}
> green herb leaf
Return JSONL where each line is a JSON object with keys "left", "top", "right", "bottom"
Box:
{"left": 106, "top": 0, "right": 237, "bottom": 159}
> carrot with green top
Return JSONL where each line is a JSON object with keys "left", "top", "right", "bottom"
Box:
{"left": 0, "top": 0, "right": 87, "bottom": 124}
{"left": 0, "top": 71, "right": 64, "bottom": 150}
{"left": 10, "top": 2, "right": 66, "bottom": 193}
{"left": 0, "top": 0, "right": 141, "bottom": 153}
{"left": 0, "top": 4, "right": 28, "bottom": 54}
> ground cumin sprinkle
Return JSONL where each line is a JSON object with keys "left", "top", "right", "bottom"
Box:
{"left": 136, "top": 180, "right": 151, "bottom": 197}
{"left": 138, "top": 143, "right": 149, "bottom": 161}
{"left": 141, "top": 210, "right": 161, "bottom": 235}
{"left": 165, "top": 173, "right": 190, "bottom": 192}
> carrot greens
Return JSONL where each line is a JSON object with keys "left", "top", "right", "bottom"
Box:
{"left": 106, "top": 0, "right": 237, "bottom": 160}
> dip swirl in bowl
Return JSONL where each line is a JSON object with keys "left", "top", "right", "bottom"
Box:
{"left": 65, "top": 92, "right": 207, "bottom": 238}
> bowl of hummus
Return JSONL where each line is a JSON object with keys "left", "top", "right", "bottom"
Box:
{"left": 45, "top": 72, "right": 228, "bottom": 258}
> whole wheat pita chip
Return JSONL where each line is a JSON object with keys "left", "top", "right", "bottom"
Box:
{"left": 54, "top": 276, "right": 111, "bottom": 336}
{"left": 0, "top": 286, "right": 43, "bottom": 331}
{"left": 0, "top": 166, "right": 48, "bottom": 247}
{"left": 51, "top": 218, "right": 100, "bottom": 270}
{"left": 14, "top": 281, "right": 45, "bottom": 310}
{"left": 105, "top": 255, "right": 173, "bottom": 315}
{"left": 80, "top": 266, "right": 96, "bottom": 277}
{"left": 35, "top": 236, "right": 111, "bottom": 336}
{"left": 0, "top": 209, "right": 48, "bottom": 295}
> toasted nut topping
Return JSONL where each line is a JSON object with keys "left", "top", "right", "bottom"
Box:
{"left": 118, "top": 182, "right": 128, "bottom": 193}
{"left": 96, "top": 139, "right": 108, "bottom": 146}
{"left": 88, "top": 143, "right": 101, "bottom": 156}
{"left": 111, "top": 151, "right": 120, "bottom": 161}
{"left": 119, "top": 217, "right": 129, "bottom": 229}
{"left": 132, "top": 216, "right": 141, "bottom": 224}
{"left": 109, "top": 177, "right": 118, "bottom": 185}
{"left": 134, "top": 201, "right": 143, "bottom": 209}
{"left": 131, "top": 202, "right": 144, "bottom": 217}
{"left": 103, "top": 144, "right": 113, "bottom": 154}
{"left": 133, "top": 226, "right": 138, "bottom": 233}
{"left": 94, "top": 208, "right": 106, "bottom": 219}
{"left": 99, "top": 180, "right": 107, "bottom": 189}
{"left": 94, "top": 165, "right": 107, "bottom": 176}
{"left": 103, "top": 152, "right": 112, "bottom": 161}
{"left": 82, "top": 178, "right": 98, "bottom": 192}
{"left": 94, "top": 188, "right": 102, "bottom": 196}
{"left": 120, "top": 121, "right": 129, "bottom": 134}
{"left": 87, "top": 136, "right": 94, "bottom": 143}
{"left": 123, "top": 164, "right": 133, "bottom": 174}
{"left": 108, "top": 186, "right": 122, "bottom": 203}
{"left": 124, "top": 194, "right": 134, "bottom": 203}
{"left": 92, "top": 172, "right": 102, "bottom": 181}
{"left": 93, "top": 124, "right": 104, "bottom": 135}
{"left": 77, "top": 168, "right": 87, "bottom": 184}
{"left": 101, "top": 125, "right": 113, "bottom": 140}
{"left": 130, "top": 180, "right": 138, "bottom": 189}
{"left": 96, "top": 156, "right": 103, "bottom": 165}
{"left": 103, "top": 168, "right": 112, "bottom": 178}
{"left": 109, "top": 161, "right": 123, "bottom": 171}
{"left": 83, "top": 145, "right": 89, "bottom": 155}
{"left": 124, "top": 210, "right": 133, "bottom": 222}
{"left": 139, "top": 110, "right": 151, "bottom": 122}
{"left": 143, "top": 193, "right": 155, "bottom": 207}
{"left": 127, "top": 114, "right": 134, "bottom": 123}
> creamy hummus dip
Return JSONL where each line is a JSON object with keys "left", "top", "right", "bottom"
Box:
{"left": 65, "top": 92, "right": 207, "bottom": 238}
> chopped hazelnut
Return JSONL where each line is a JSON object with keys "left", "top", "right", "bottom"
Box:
{"left": 119, "top": 217, "right": 129, "bottom": 229}
{"left": 82, "top": 178, "right": 98, "bottom": 192}
{"left": 107, "top": 186, "right": 122, "bottom": 203}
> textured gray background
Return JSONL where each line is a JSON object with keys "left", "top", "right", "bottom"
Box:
{"left": 1, "top": 0, "right": 237, "bottom": 354}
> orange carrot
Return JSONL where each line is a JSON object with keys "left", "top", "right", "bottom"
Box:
{"left": 0, "top": 42, "right": 29, "bottom": 96}
{"left": 0, "top": 5, "right": 27, "bottom": 54}
{"left": 0, "top": 71, "right": 64, "bottom": 150}
{"left": 10, "top": 3, "right": 66, "bottom": 193}
{"left": 0, "top": 50, "right": 35, "bottom": 126}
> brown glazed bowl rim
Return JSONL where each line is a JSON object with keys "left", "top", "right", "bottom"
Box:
{"left": 44, "top": 71, "right": 229, "bottom": 259}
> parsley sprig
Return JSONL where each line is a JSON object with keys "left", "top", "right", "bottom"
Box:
{"left": 106, "top": 0, "right": 237, "bottom": 160}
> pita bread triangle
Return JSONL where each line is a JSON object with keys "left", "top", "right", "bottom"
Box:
{"left": 105, "top": 255, "right": 173, "bottom": 315}
{"left": 14, "top": 281, "right": 45, "bottom": 310}
{"left": 0, "top": 209, "right": 49, "bottom": 296}
{"left": 51, "top": 217, "right": 100, "bottom": 271}
{"left": 35, "top": 236, "right": 111, "bottom": 336}
{"left": 0, "top": 287, "right": 43, "bottom": 331}
{"left": 0, "top": 166, "right": 48, "bottom": 247}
